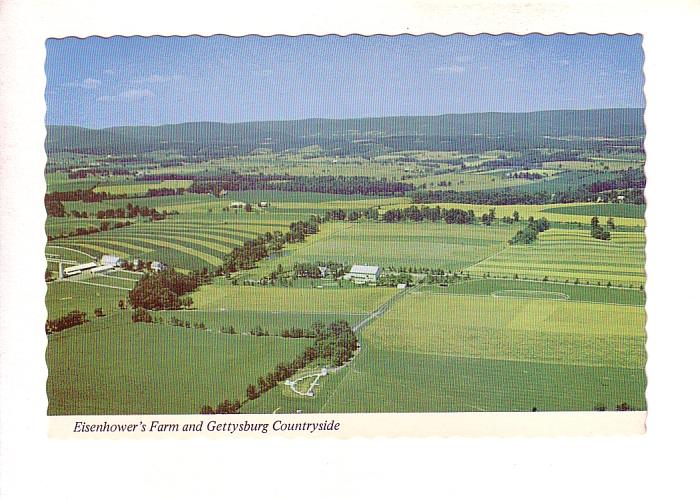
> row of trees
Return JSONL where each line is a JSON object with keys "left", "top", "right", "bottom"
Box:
{"left": 45, "top": 310, "right": 87, "bottom": 334}
{"left": 46, "top": 220, "right": 133, "bottom": 241}
{"left": 323, "top": 208, "right": 380, "bottom": 222}
{"left": 45, "top": 188, "right": 126, "bottom": 204}
{"left": 219, "top": 217, "right": 321, "bottom": 274}
{"left": 382, "top": 205, "right": 514, "bottom": 226}
{"left": 190, "top": 174, "right": 415, "bottom": 197}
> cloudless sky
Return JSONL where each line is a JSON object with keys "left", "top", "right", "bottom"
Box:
{"left": 45, "top": 34, "right": 644, "bottom": 129}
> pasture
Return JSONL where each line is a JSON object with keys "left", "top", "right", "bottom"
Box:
{"left": 46, "top": 315, "right": 312, "bottom": 415}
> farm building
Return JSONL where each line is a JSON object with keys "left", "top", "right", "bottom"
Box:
{"left": 88, "top": 264, "right": 117, "bottom": 274}
{"left": 62, "top": 261, "right": 98, "bottom": 277}
{"left": 343, "top": 265, "right": 382, "bottom": 284}
{"left": 101, "top": 255, "right": 123, "bottom": 267}
{"left": 258, "top": 201, "right": 269, "bottom": 208}
{"left": 318, "top": 266, "right": 331, "bottom": 277}
{"left": 229, "top": 202, "right": 246, "bottom": 209}
{"left": 151, "top": 261, "right": 166, "bottom": 272}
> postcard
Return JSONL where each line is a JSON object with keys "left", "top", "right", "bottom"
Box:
{"left": 42, "top": 33, "right": 646, "bottom": 437}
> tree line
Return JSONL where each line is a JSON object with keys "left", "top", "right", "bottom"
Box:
{"left": 46, "top": 310, "right": 87, "bottom": 335}
{"left": 219, "top": 217, "right": 320, "bottom": 274}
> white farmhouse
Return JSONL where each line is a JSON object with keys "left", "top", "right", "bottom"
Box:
{"left": 151, "top": 261, "right": 166, "bottom": 272}
{"left": 343, "top": 265, "right": 381, "bottom": 284}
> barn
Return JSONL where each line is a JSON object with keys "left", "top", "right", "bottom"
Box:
{"left": 343, "top": 265, "right": 382, "bottom": 284}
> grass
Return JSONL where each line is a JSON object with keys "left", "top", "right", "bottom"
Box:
{"left": 278, "top": 221, "right": 513, "bottom": 271}
{"left": 469, "top": 228, "right": 646, "bottom": 287}
{"left": 46, "top": 314, "right": 313, "bottom": 415}
{"left": 420, "top": 278, "right": 646, "bottom": 306}
{"left": 363, "top": 293, "right": 646, "bottom": 368}
{"left": 45, "top": 280, "right": 129, "bottom": 318}
{"left": 189, "top": 283, "right": 395, "bottom": 314}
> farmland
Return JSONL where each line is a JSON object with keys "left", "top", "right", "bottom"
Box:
{"left": 47, "top": 315, "right": 312, "bottom": 415}
{"left": 44, "top": 107, "right": 647, "bottom": 415}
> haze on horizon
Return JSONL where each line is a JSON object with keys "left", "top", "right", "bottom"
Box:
{"left": 45, "top": 34, "right": 644, "bottom": 129}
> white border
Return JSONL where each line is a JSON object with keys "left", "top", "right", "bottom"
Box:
{"left": 2, "top": 0, "right": 700, "bottom": 498}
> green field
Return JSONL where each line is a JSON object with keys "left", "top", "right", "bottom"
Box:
{"left": 47, "top": 315, "right": 312, "bottom": 415}
{"left": 273, "top": 221, "right": 513, "bottom": 271}
{"left": 541, "top": 203, "right": 645, "bottom": 219}
{"left": 46, "top": 279, "right": 130, "bottom": 318}
{"left": 420, "top": 278, "right": 646, "bottom": 305}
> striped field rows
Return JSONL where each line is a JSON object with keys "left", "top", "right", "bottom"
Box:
{"left": 52, "top": 218, "right": 289, "bottom": 270}
{"left": 469, "top": 228, "right": 646, "bottom": 286}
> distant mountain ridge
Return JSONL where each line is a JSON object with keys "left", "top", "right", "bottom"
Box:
{"left": 46, "top": 108, "right": 645, "bottom": 156}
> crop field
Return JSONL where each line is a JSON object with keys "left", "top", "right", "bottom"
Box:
{"left": 46, "top": 315, "right": 312, "bottom": 415}
{"left": 151, "top": 310, "right": 365, "bottom": 334}
{"left": 44, "top": 118, "right": 647, "bottom": 416}
{"left": 364, "top": 293, "right": 645, "bottom": 368}
{"left": 283, "top": 221, "right": 513, "bottom": 271}
{"left": 469, "top": 228, "right": 646, "bottom": 287}
{"left": 50, "top": 215, "right": 292, "bottom": 270}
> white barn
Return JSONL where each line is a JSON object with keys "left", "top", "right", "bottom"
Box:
{"left": 344, "top": 265, "right": 381, "bottom": 284}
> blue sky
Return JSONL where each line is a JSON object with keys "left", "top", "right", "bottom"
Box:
{"left": 45, "top": 34, "right": 644, "bottom": 129}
